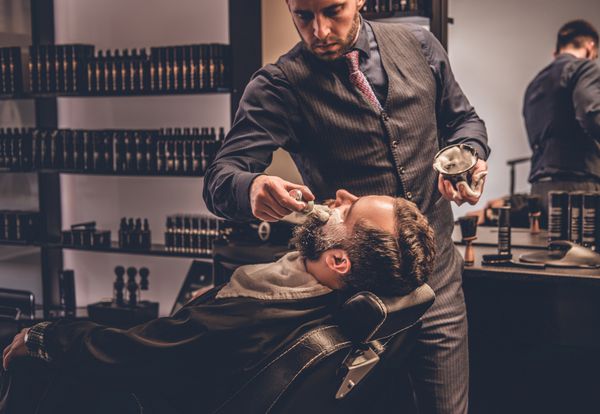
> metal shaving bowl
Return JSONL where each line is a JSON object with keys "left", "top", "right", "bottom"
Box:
{"left": 432, "top": 144, "right": 479, "bottom": 187}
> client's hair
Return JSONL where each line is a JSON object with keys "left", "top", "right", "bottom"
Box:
{"left": 341, "top": 198, "right": 435, "bottom": 296}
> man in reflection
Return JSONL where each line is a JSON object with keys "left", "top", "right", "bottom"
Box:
{"left": 524, "top": 19, "right": 600, "bottom": 213}
{"left": 0, "top": 190, "right": 434, "bottom": 414}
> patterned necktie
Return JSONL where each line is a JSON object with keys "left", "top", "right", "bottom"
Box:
{"left": 344, "top": 50, "right": 383, "bottom": 111}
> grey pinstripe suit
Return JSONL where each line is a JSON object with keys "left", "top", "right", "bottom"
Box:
{"left": 204, "top": 21, "right": 489, "bottom": 414}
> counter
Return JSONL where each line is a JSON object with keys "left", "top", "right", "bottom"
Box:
{"left": 454, "top": 226, "right": 600, "bottom": 413}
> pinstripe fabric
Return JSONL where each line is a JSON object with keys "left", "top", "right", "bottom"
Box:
{"left": 277, "top": 22, "right": 468, "bottom": 414}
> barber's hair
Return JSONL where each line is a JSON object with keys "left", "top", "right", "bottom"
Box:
{"left": 556, "top": 20, "right": 599, "bottom": 54}
{"left": 342, "top": 198, "right": 435, "bottom": 296}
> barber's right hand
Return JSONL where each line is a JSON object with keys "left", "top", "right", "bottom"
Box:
{"left": 250, "top": 175, "right": 315, "bottom": 222}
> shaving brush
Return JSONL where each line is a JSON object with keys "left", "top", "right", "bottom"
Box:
{"left": 458, "top": 216, "right": 478, "bottom": 266}
{"left": 527, "top": 195, "right": 542, "bottom": 234}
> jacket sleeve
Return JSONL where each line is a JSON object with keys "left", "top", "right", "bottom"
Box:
{"left": 572, "top": 60, "right": 600, "bottom": 140}
{"left": 408, "top": 25, "right": 490, "bottom": 160}
{"left": 30, "top": 305, "right": 227, "bottom": 389}
{"left": 202, "top": 65, "right": 303, "bottom": 221}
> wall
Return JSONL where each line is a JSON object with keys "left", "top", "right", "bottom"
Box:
{"left": 448, "top": 0, "right": 600, "bottom": 217}
{"left": 54, "top": 0, "right": 230, "bottom": 315}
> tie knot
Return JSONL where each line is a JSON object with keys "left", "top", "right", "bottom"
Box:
{"left": 344, "top": 50, "right": 360, "bottom": 73}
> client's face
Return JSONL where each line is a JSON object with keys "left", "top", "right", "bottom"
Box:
{"left": 293, "top": 190, "right": 396, "bottom": 259}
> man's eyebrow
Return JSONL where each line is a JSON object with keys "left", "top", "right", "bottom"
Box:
{"left": 323, "top": 2, "right": 345, "bottom": 11}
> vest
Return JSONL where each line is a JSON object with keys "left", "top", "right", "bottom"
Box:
{"left": 276, "top": 22, "right": 462, "bottom": 292}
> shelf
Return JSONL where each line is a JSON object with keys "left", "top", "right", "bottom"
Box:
{"left": 362, "top": 11, "right": 429, "bottom": 20}
{"left": 0, "top": 240, "right": 40, "bottom": 247}
{"left": 59, "top": 241, "right": 214, "bottom": 260}
{"left": 0, "top": 88, "right": 231, "bottom": 101}
{"left": 0, "top": 168, "right": 205, "bottom": 177}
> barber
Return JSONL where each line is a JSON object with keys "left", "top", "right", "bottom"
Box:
{"left": 203, "top": 1, "right": 490, "bottom": 413}
{"left": 524, "top": 19, "right": 600, "bottom": 214}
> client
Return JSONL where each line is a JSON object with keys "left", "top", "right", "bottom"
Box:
{"left": 0, "top": 190, "right": 435, "bottom": 414}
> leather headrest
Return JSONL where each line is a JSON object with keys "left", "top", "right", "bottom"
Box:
{"left": 336, "top": 284, "right": 435, "bottom": 344}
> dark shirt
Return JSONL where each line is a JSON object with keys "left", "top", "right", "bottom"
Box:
{"left": 524, "top": 53, "right": 600, "bottom": 183}
{"left": 204, "top": 21, "right": 489, "bottom": 221}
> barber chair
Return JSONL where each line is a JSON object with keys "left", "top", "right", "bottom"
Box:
{"left": 214, "top": 284, "right": 435, "bottom": 414}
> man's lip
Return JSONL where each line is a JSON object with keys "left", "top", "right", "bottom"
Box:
{"left": 314, "top": 43, "right": 337, "bottom": 49}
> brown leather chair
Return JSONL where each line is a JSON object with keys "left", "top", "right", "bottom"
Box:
{"left": 213, "top": 284, "right": 435, "bottom": 414}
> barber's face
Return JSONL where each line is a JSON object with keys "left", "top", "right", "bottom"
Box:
{"left": 286, "top": 0, "right": 364, "bottom": 61}
{"left": 293, "top": 190, "right": 396, "bottom": 259}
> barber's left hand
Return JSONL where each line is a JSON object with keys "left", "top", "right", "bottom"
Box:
{"left": 438, "top": 159, "right": 488, "bottom": 206}
{"left": 2, "top": 328, "right": 29, "bottom": 370}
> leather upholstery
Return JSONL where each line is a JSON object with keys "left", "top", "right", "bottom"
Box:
{"left": 214, "top": 284, "right": 435, "bottom": 414}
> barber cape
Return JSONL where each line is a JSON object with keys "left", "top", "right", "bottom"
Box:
{"left": 40, "top": 252, "right": 341, "bottom": 414}
{"left": 217, "top": 251, "right": 333, "bottom": 300}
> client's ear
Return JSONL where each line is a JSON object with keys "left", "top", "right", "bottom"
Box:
{"left": 324, "top": 249, "right": 351, "bottom": 276}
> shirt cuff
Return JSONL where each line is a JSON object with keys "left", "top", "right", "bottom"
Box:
{"left": 233, "top": 172, "right": 264, "bottom": 220}
{"left": 24, "top": 321, "right": 53, "bottom": 362}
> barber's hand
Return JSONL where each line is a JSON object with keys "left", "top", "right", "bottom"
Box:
{"left": 250, "top": 175, "right": 315, "bottom": 222}
{"left": 438, "top": 159, "right": 488, "bottom": 206}
{"left": 3, "top": 328, "right": 29, "bottom": 370}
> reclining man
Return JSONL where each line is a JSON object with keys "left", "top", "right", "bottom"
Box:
{"left": 0, "top": 190, "right": 435, "bottom": 414}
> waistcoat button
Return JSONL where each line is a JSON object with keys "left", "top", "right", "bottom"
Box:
{"left": 406, "top": 192, "right": 413, "bottom": 200}
{"left": 392, "top": 140, "right": 399, "bottom": 148}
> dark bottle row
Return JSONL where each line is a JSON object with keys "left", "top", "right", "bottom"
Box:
{"left": 119, "top": 217, "right": 152, "bottom": 250}
{"left": 0, "top": 211, "right": 39, "bottom": 243}
{"left": 29, "top": 44, "right": 94, "bottom": 95}
{"left": 26, "top": 43, "right": 231, "bottom": 96}
{"left": 164, "top": 214, "right": 231, "bottom": 255}
{"left": 548, "top": 191, "right": 600, "bottom": 251}
{"left": 148, "top": 44, "right": 231, "bottom": 94}
{"left": 0, "top": 127, "right": 225, "bottom": 175}
{"left": 0, "top": 47, "right": 24, "bottom": 97}
{"left": 361, "top": 0, "right": 424, "bottom": 15}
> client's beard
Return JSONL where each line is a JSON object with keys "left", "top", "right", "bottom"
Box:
{"left": 291, "top": 215, "right": 347, "bottom": 260}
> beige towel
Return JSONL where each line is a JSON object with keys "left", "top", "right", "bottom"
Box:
{"left": 216, "top": 251, "right": 332, "bottom": 300}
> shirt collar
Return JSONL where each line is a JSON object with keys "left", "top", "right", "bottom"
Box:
{"left": 351, "top": 17, "right": 371, "bottom": 59}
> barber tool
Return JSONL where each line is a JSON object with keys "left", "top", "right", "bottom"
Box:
{"left": 582, "top": 193, "right": 598, "bottom": 249}
{"left": 113, "top": 266, "right": 126, "bottom": 306}
{"left": 283, "top": 189, "right": 331, "bottom": 224}
{"left": 527, "top": 195, "right": 542, "bottom": 235}
{"left": 458, "top": 216, "right": 478, "bottom": 266}
{"left": 520, "top": 240, "right": 600, "bottom": 269}
{"left": 59, "top": 269, "right": 76, "bottom": 318}
{"left": 126, "top": 266, "right": 139, "bottom": 307}
{"left": 432, "top": 144, "right": 487, "bottom": 199}
{"left": 88, "top": 265, "right": 159, "bottom": 328}
{"left": 548, "top": 191, "right": 569, "bottom": 244}
{"left": 497, "top": 206, "right": 511, "bottom": 257}
{"left": 139, "top": 267, "right": 150, "bottom": 300}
